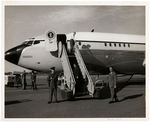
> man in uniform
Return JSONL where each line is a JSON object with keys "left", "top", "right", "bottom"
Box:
{"left": 22, "top": 70, "right": 27, "bottom": 90}
{"left": 31, "top": 71, "right": 37, "bottom": 90}
{"left": 48, "top": 67, "right": 58, "bottom": 104}
{"left": 108, "top": 67, "right": 119, "bottom": 103}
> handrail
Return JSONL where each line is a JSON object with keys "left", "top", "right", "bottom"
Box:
{"left": 60, "top": 44, "right": 76, "bottom": 95}
{"left": 74, "top": 44, "right": 94, "bottom": 96}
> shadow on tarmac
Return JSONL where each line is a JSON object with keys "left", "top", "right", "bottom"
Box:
{"left": 59, "top": 93, "right": 143, "bottom": 102}
{"left": 116, "top": 80, "right": 145, "bottom": 93}
{"left": 93, "top": 78, "right": 145, "bottom": 100}
{"left": 5, "top": 99, "right": 32, "bottom": 105}
{"left": 71, "top": 96, "right": 93, "bottom": 101}
{"left": 119, "top": 93, "right": 143, "bottom": 102}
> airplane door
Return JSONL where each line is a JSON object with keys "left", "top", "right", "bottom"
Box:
{"left": 45, "top": 31, "right": 58, "bottom": 51}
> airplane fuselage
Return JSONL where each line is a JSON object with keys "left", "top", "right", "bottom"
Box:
{"left": 5, "top": 32, "right": 145, "bottom": 74}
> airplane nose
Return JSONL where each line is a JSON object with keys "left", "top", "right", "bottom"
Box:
{"left": 5, "top": 46, "right": 23, "bottom": 65}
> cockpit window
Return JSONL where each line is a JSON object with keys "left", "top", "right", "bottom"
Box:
{"left": 22, "top": 41, "right": 33, "bottom": 46}
{"left": 26, "top": 41, "right": 33, "bottom": 45}
{"left": 22, "top": 39, "right": 44, "bottom": 46}
{"left": 36, "top": 40, "right": 45, "bottom": 42}
{"left": 33, "top": 40, "right": 45, "bottom": 45}
{"left": 34, "top": 40, "right": 40, "bottom": 45}
{"left": 22, "top": 41, "right": 28, "bottom": 45}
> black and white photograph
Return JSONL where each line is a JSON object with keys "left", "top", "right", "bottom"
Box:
{"left": 3, "top": 1, "right": 147, "bottom": 119}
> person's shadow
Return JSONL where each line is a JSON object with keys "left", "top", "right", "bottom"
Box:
{"left": 93, "top": 81, "right": 144, "bottom": 100}
{"left": 119, "top": 93, "right": 143, "bottom": 102}
{"left": 5, "top": 99, "right": 32, "bottom": 105}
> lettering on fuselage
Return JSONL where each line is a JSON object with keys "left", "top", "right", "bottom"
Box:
{"left": 22, "top": 56, "right": 33, "bottom": 58}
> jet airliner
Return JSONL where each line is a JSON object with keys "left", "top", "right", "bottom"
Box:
{"left": 5, "top": 31, "right": 145, "bottom": 75}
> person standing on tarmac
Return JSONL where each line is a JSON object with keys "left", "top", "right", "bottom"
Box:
{"left": 22, "top": 70, "right": 27, "bottom": 90}
{"left": 108, "top": 67, "right": 119, "bottom": 104}
{"left": 31, "top": 71, "right": 37, "bottom": 90}
{"left": 48, "top": 67, "right": 58, "bottom": 104}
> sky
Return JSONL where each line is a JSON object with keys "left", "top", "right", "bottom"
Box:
{"left": 5, "top": 6, "right": 145, "bottom": 72}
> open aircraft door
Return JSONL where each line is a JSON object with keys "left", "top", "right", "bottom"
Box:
{"left": 57, "top": 34, "right": 76, "bottom": 95}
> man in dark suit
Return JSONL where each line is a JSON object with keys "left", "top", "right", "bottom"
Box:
{"left": 31, "top": 71, "right": 37, "bottom": 90}
{"left": 23, "top": 70, "right": 27, "bottom": 90}
{"left": 108, "top": 67, "right": 119, "bottom": 103}
{"left": 48, "top": 67, "right": 58, "bottom": 104}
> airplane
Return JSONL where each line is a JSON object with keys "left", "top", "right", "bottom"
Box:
{"left": 5, "top": 30, "right": 145, "bottom": 96}
{"left": 5, "top": 31, "right": 145, "bottom": 75}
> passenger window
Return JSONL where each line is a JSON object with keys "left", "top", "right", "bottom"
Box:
{"left": 79, "top": 42, "right": 81, "bottom": 45}
{"left": 119, "top": 43, "right": 121, "bottom": 47}
{"left": 109, "top": 43, "right": 112, "bottom": 46}
{"left": 128, "top": 44, "right": 130, "bottom": 47}
{"left": 104, "top": 43, "right": 107, "bottom": 46}
{"left": 34, "top": 41, "right": 40, "bottom": 45}
{"left": 123, "top": 43, "right": 126, "bottom": 47}
{"left": 114, "top": 43, "right": 116, "bottom": 47}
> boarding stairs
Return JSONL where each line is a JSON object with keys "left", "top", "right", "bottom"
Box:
{"left": 59, "top": 41, "right": 94, "bottom": 97}
{"left": 74, "top": 44, "right": 94, "bottom": 96}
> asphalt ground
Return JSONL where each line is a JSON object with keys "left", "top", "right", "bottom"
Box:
{"left": 4, "top": 75, "right": 145, "bottom": 118}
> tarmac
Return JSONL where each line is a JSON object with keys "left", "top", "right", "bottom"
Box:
{"left": 5, "top": 75, "right": 145, "bottom": 118}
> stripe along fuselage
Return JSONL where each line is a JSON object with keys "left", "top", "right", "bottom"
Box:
{"left": 67, "top": 32, "right": 145, "bottom": 74}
